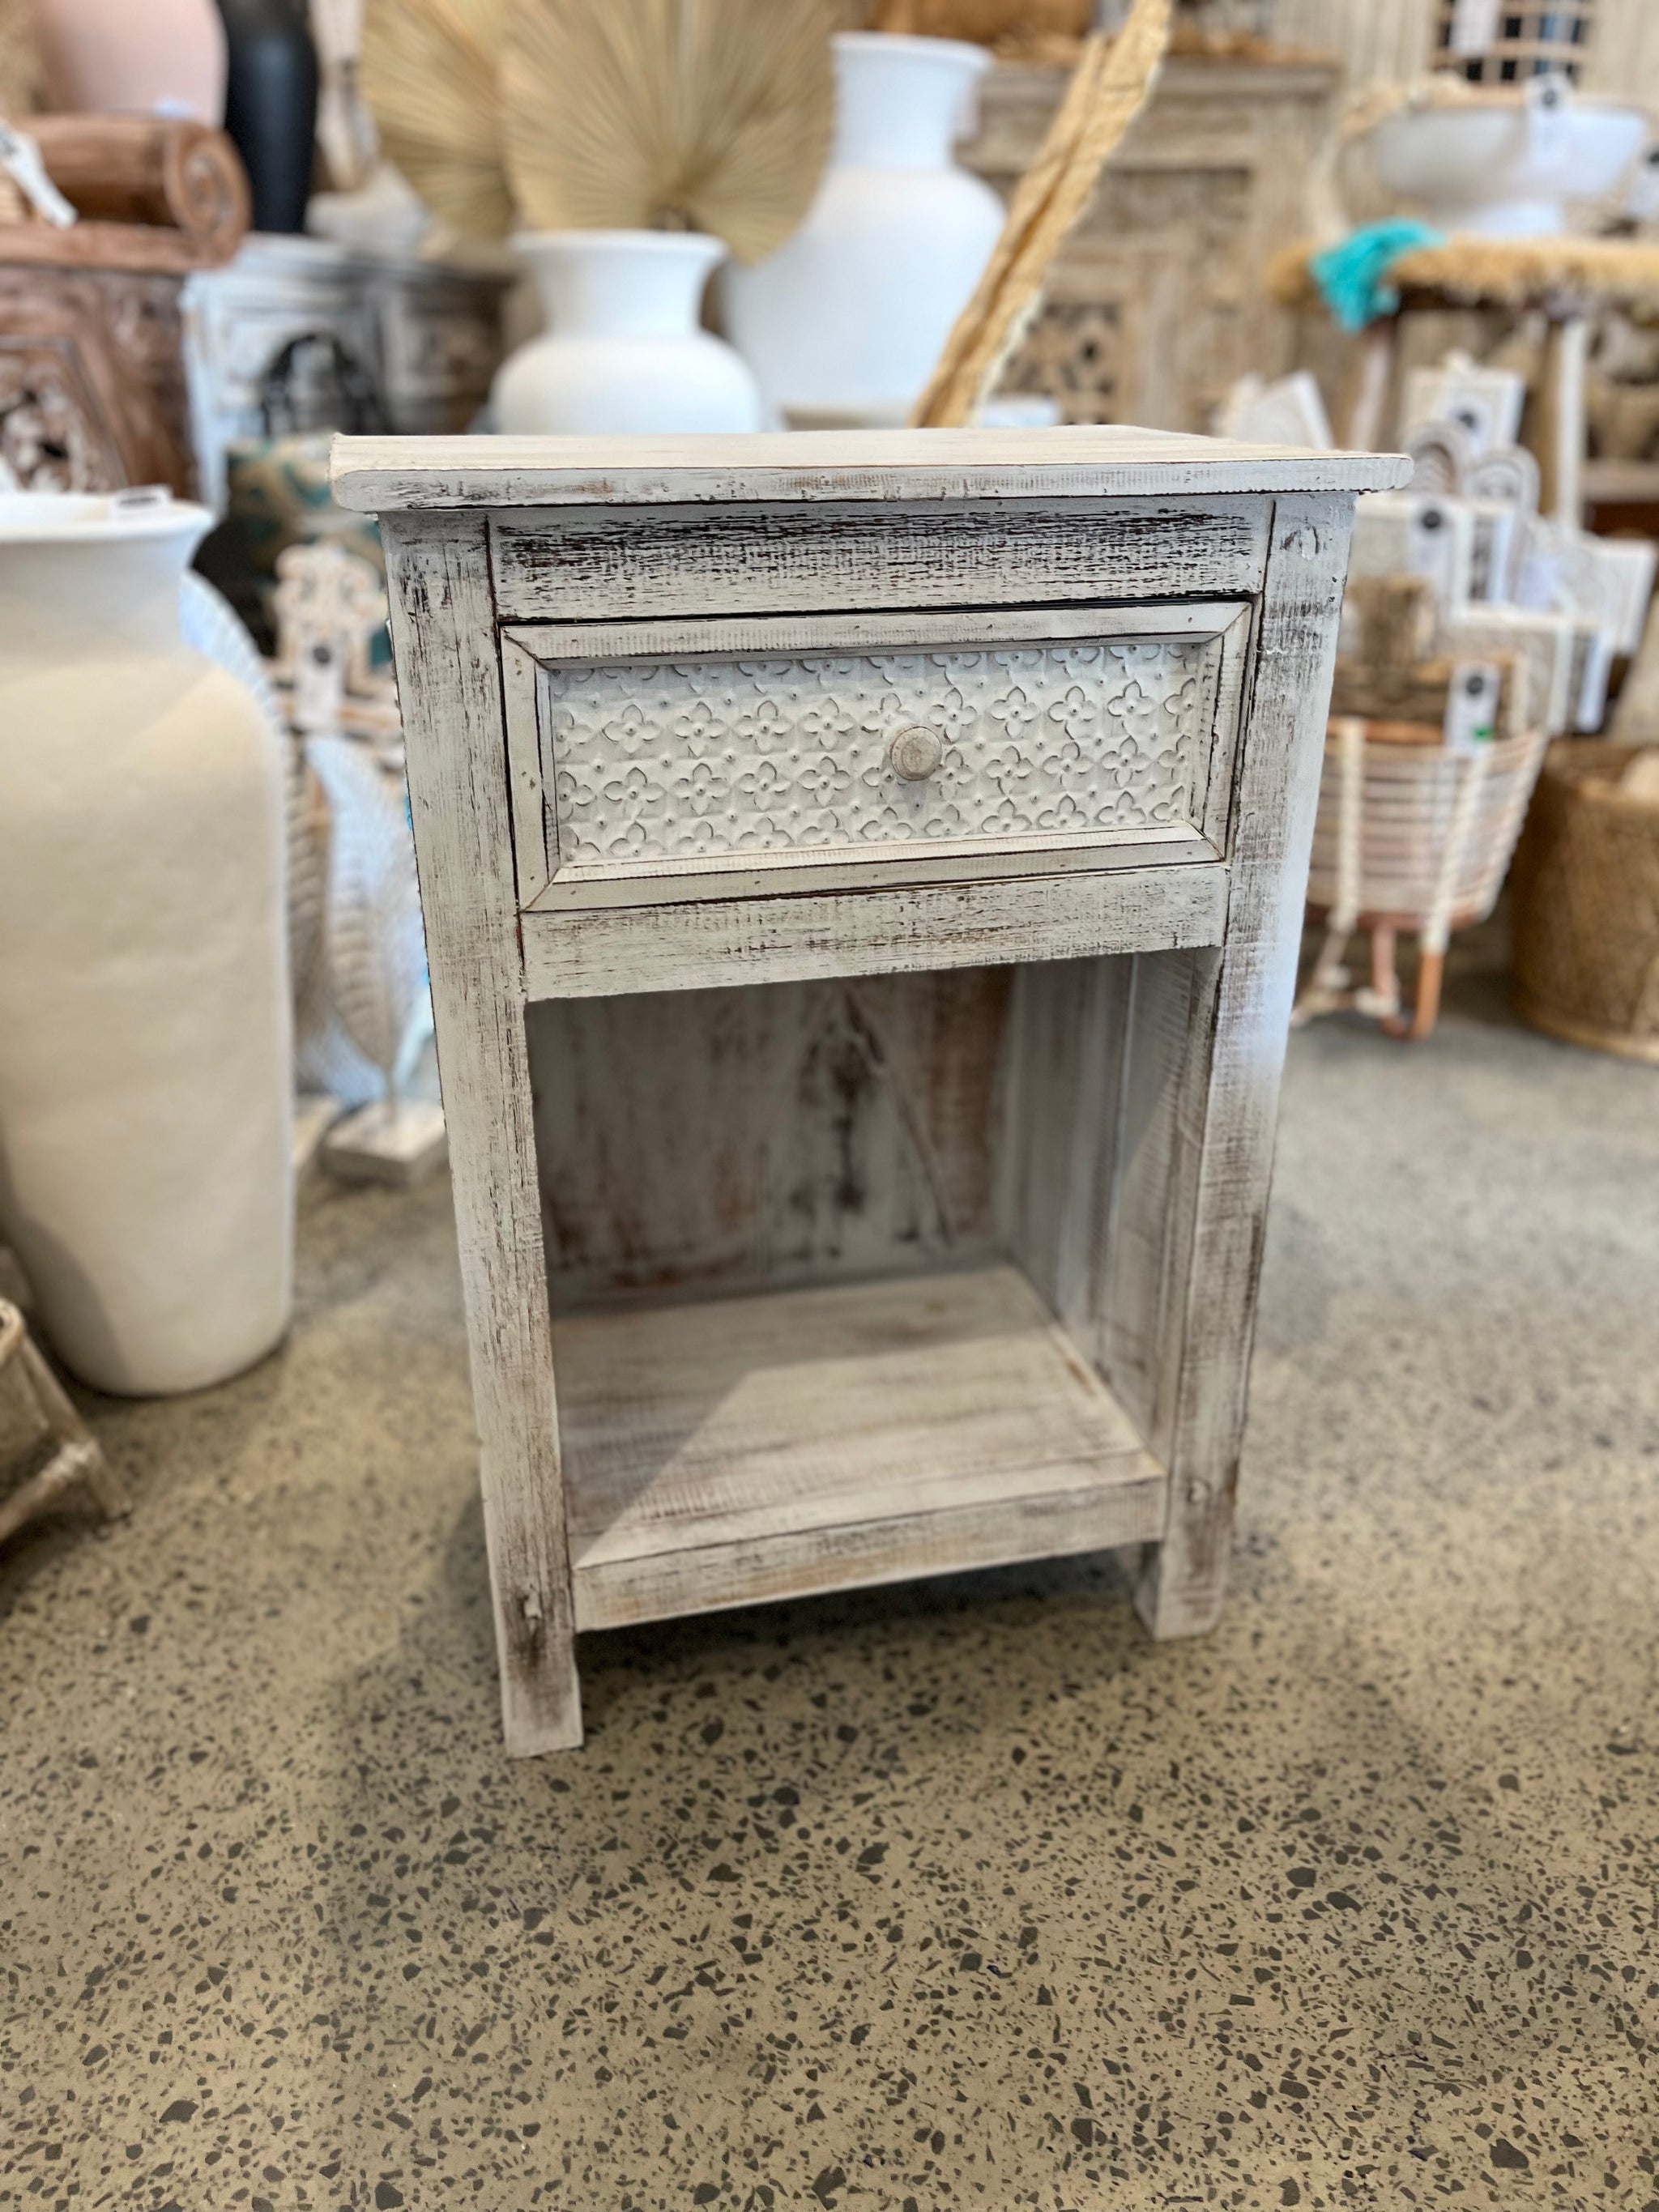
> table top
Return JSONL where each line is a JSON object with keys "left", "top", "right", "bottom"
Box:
{"left": 331, "top": 427, "right": 1410, "bottom": 514}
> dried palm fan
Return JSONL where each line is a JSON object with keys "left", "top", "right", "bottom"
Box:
{"left": 502, "top": 0, "right": 836, "bottom": 265}
{"left": 360, "top": 0, "right": 514, "bottom": 240}
{"left": 912, "top": 0, "right": 1173, "bottom": 428}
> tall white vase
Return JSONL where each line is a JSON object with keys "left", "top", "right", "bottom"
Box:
{"left": 492, "top": 231, "right": 764, "bottom": 436}
{"left": 0, "top": 494, "right": 293, "bottom": 1397}
{"left": 722, "top": 32, "right": 1004, "bottom": 426}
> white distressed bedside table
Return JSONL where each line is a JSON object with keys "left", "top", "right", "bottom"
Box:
{"left": 333, "top": 428, "right": 1406, "bottom": 1755}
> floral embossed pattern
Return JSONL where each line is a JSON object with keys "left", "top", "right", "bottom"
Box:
{"left": 540, "top": 639, "right": 1218, "bottom": 872}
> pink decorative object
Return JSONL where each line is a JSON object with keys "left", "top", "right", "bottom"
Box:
{"left": 32, "top": 0, "right": 228, "bottom": 126}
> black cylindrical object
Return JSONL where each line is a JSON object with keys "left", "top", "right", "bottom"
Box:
{"left": 216, "top": 0, "right": 318, "bottom": 235}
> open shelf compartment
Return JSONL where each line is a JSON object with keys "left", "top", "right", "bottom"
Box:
{"left": 556, "top": 1263, "right": 1168, "bottom": 1632}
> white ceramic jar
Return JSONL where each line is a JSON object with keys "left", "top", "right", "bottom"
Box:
{"left": 722, "top": 32, "right": 1004, "bottom": 426}
{"left": 492, "top": 230, "right": 764, "bottom": 436}
{"left": 0, "top": 493, "right": 293, "bottom": 1396}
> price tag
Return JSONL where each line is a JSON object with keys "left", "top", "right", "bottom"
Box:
{"left": 1526, "top": 75, "right": 1572, "bottom": 164}
{"left": 1444, "top": 661, "right": 1502, "bottom": 755}
{"left": 1445, "top": 393, "right": 1495, "bottom": 453}
{"left": 292, "top": 634, "right": 347, "bottom": 735}
{"left": 1407, "top": 501, "right": 1459, "bottom": 603}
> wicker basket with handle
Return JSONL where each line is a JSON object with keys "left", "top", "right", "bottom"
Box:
{"left": 1512, "top": 739, "right": 1659, "bottom": 1062}
{"left": 1297, "top": 716, "right": 1551, "bottom": 1039}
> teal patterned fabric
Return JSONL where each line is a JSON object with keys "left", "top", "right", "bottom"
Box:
{"left": 225, "top": 433, "right": 390, "bottom": 666}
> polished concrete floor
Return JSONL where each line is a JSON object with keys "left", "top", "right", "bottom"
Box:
{"left": 4, "top": 931, "right": 1657, "bottom": 2212}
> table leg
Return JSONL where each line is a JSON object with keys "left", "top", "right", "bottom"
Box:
{"left": 382, "top": 513, "right": 582, "bottom": 1755}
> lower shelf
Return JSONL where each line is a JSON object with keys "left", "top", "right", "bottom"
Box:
{"left": 552, "top": 1263, "right": 1167, "bottom": 1631}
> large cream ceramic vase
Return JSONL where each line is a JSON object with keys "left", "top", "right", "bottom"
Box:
{"left": 0, "top": 495, "right": 293, "bottom": 1396}
{"left": 722, "top": 32, "right": 1004, "bottom": 425}
{"left": 31, "top": 0, "right": 228, "bottom": 121}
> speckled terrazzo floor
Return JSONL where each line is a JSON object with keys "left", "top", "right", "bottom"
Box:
{"left": 4, "top": 928, "right": 1657, "bottom": 2212}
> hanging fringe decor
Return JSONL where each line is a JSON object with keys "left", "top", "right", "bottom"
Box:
{"left": 910, "top": 0, "right": 1172, "bottom": 430}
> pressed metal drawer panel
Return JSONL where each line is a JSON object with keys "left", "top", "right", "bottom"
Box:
{"left": 503, "top": 604, "right": 1251, "bottom": 910}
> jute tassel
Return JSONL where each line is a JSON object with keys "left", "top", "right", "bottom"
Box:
{"left": 910, "top": 0, "right": 1172, "bottom": 431}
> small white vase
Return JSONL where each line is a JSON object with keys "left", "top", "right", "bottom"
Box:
{"left": 722, "top": 32, "right": 1004, "bottom": 425}
{"left": 0, "top": 493, "right": 293, "bottom": 1397}
{"left": 492, "top": 230, "right": 764, "bottom": 436}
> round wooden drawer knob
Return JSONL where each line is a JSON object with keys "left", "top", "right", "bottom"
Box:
{"left": 890, "top": 726, "right": 944, "bottom": 782}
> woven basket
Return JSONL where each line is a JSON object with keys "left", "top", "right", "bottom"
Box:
{"left": 1307, "top": 719, "right": 1551, "bottom": 935}
{"left": 1512, "top": 740, "right": 1659, "bottom": 1063}
{"left": 1299, "top": 716, "right": 1550, "bottom": 1038}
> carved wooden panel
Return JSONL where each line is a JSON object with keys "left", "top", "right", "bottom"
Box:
{"left": 539, "top": 635, "right": 1219, "bottom": 874}
{"left": 0, "top": 260, "right": 197, "bottom": 496}
{"left": 961, "top": 55, "right": 1340, "bottom": 433}
{"left": 0, "top": 339, "right": 122, "bottom": 491}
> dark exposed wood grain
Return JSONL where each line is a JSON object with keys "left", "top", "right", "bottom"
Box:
{"left": 489, "top": 499, "right": 1273, "bottom": 623}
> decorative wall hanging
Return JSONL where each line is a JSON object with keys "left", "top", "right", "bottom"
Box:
{"left": 501, "top": 0, "right": 835, "bottom": 263}
{"left": 359, "top": 0, "right": 511, "bottom": 240}
{"left": 721, "top": 31, "right": 1004, "bottom": 425}
{"left": 0, "top": 489, "right": 292, "bottom": 1396}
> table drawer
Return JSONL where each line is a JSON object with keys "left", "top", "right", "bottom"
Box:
{"left": 505, "top": 603, "right": 1251, "bottom": 911}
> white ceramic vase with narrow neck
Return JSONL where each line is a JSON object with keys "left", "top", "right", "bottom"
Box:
{"left": 492, "top": 229, "right": 765, "bottom": 435}
{"left": 722, "top": 32, "right": 1004, "bottom": 425}
{"left": 0, "top": 493, "right": 293, "bottom": 1397}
